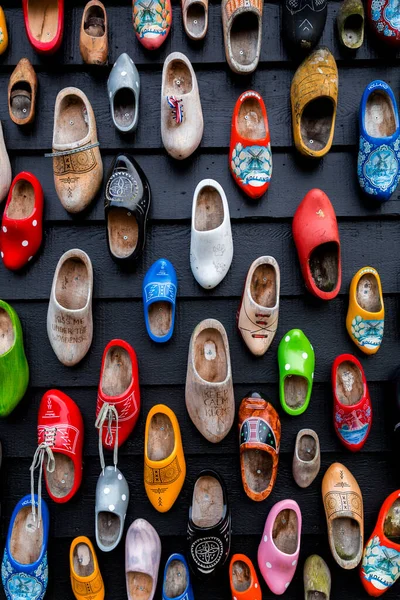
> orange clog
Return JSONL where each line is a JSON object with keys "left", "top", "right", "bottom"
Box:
{"left": 0, "top": 7, "right": 8, "bottom": 55}
{"left": 229, "top": 554, "right": 261, "bottom": 600}
{"left": 70, "top": 536, "right": 104, "bottom": 600}
{"left": 144, "top": 404, "right": 186, "bottom": 513}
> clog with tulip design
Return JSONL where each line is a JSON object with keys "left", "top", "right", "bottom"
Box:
{"left": 278, "top": 329, "right": 315, "bottom": 416}
{"left": 346, "top": 267, "right": 384, "bottom": 354}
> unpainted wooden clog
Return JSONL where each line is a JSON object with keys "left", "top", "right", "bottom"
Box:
{"left": 292, "top": 428, "right": 320, "bottom": 488}
{"left": 221, "top": 0, "right": 263, "bottom": 74}
{"left": 304, "top": 555, "right": 331, "bottom": 600}
{"left": 346, "top": 266, "right": 384, "bottom": 355}
{"left": 23, "top": 0, "right": 64, "bottom": 54}
{"left": 161, "top": 52, "right": 204, "bottom": 160}
{"left": 8, "top": 58, "right": 37, "bottom": 126}
{"left": 282, "top": 0, "right": 327, "bottom": 51}
{"left": 278, "top": 329, "right": 315, "bottom": 416}
{"left": 0, "top": 7, "right": 8, "bottom": 55}
{"left": 133, "top": 0, "right": 172, "bottom": 50}
{"left": 80, "top": 1, "right": 108, "bottom": 65}
{"left": 368, "top": 0, "right": 400, "bottom": 46}
{"left": 162, "top": 554, "right": 194, "bottom": 600}
{"left": 291, "top": 47, "right": 338, "bottom": 159}
{"left": 182, "top": 0, "right": 208, "bottom": 40}
{"left": 322, "top": 462, "right": 364, "bottom": 569}
{"left": 229, "top": 554, "right": 261, "bottom": 600}
{"left": 108, "top": 53, "right": 140, "bottom": 133}
{"left": 0, "top": 122, "right": 11, "bottom": 204}
{"left": 190, "top": 178, "right": 233, "bottom": 290}
{"left": 143, "top": 258, "right": 177, "bottom": 343}
{"left": 337, "top": 0, "right": 365, "bottom": 49}
{"left": 47, "top": 249, "right": 93, "bottom": 366}
{"left": 70, "top": 537, "right": 104, "bottom": 600}
{"left": 125, "top": 518, "right": 161, "bottom": 600}
{"left": 144, "top": 404, "right": 186, "bottom": 513}
{"left": 96, "top": 465, "right": 129, "bottom": 552}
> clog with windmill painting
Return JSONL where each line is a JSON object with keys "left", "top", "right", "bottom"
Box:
{"left": 22, "top": 0, "right": 64, "bottom": 54}
{"left": 133, "top": 0, "right": 172, "bottom": 50}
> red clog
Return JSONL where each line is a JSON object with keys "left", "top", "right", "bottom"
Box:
{"left": 38, "top": 389, "right": 84, "bottom": 503}
{"left": 0, "top": 172, "right": 43, "bottom": 271}
{"left": 332, "top": 354, "right": 372, "bottom": 452}
{"left": 292, "top": 188, "right": 341, "bottom": 300}
{"left": 96, "top": 339, "right": 140, "bottom": 449}
{"left": 23, "top": 0, "right": 64, "bottom": 54}
{"left": 229, "top": 554, "right": 261, "bottom": 600}
{"left": 229, "top": 90, "right": 272, "bottom": 200}
{"left": 367, "top": 0, "right": 400, "bottom": 47}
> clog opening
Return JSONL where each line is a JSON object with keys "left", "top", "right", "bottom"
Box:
{"left": 309, "top": 242, "right": 339, "bottom": 293}
{"left": 10, "top": 81, "right": 32, "bottom": 121}
{"left": 10, "top": 505, "right": 43, "bottom": 565}
{"left": 165, "top": 559, "right": 188, "bottom": 598}
{"left": 343, "top": 14, "right": 363, "bottom": 48}
{"left": 55, "top": 257, "right": 90, "bottom": 310}
{"left": 238, "top": 98, "right": 266, "bottom": 139}
{"left": 6, "top": 179, "right": 35, "bottom": 220}
{"left": 0, "top": 308, "right": 14, "bottom": 355}
{"left": 166, "top": 60, "right": 193, "bottom": 95}
{"left": 194, "top": 328, "right": 227, "bottom": 382}
{"left": 47, "top": 454, "right": 75, "bottom": 498}
{"left": 147, "top": 412, "right": 175, "bottom": 461}
{"left": 297, "top": 433, "right": 316, "bottom": 461}
{"left": 250, "top": 264, "right": 277, "bottom": 308}
{"left": 73, "top": 542, "right": 94, "bottom": 577}
{"left": 54, "top": 95, "right": 89, "bottom": 145}
{"left": 356, "top": 273, "right": 382, "bottom": 312}
{"left": 300, "top": 97, "right": 334, "bottom": 152}
{"left": 232, "top": 559, "right": 251, "bottom": 592}
{"left": 113, "top": 88, "right": 136, "bottom": 129}
{"left": 272, "top": 509, "right": 298, "bottom": 554}
{"left": 230, "top": 12, "right": 259, "bottom": 67}
{"left": 108, "top": 208, "right": 139, "bottom": 259}
{"left": 365, "top": 91, "right": 397, "bottom": 138}
{"left": 84, "top": 5, "right": 105, "bottom": 37}
{"left": 127, "top": 572, "right": 153, "bottom": 600}
{"left": 27, "top": 0, "right": 59, "bottom": 43}
{"left": 335, "top": 360, "right": 363, "bottom": 406}
{"left": 383, "top": 497, "right": 400, "bottom": 543}
{"left": 192, "top": 475, "right": 223, "bottom": 528}
{"left": 332, "top": 517, "right": 360, "bottom": 561}
{"left": 97, "top": 511, "right": 121, "bottom": 547}
{"left": 148, "top": 301, "right": 172, "bottom": 338}
{"left": 284, "top": 376, "right": 308, "bottom": 410}
{"left": 101, "top": 345, "right": 133, "bottom": 396}
{"left": 194, "top": 186, "right": 223, "bottom": 232}
{"left": 186, "top": 3, "right": 206, "bottom": 38}
{"left": 243, "top": 448, "right": 272, "bottom": 493}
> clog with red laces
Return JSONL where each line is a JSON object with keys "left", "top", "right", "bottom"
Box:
{"left": 22, "top": 0, "right": 64, "bottom": 54}
{"left": 229, "top": 554, "right": 261, "bottom": 600}
{"left": 0, "top": 172, "right": 43, "bottom": 271}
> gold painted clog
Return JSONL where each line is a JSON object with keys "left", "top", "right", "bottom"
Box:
{"left": 70, "top": 536, "right": 105, "bottom": 600}
{"left": 0, "top": 7, "right": 8, "bottom": 55}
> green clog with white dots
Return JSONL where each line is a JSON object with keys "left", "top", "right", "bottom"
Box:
{"left": 278, "top": 329, "right": 315, "bottom": 416}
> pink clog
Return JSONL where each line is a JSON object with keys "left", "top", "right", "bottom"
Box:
{"left": 257, "top": 499, "right": 302, "bottom": 595}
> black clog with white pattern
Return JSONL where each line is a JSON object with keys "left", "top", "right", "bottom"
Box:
{"left": 282, "top": 0, "right": 327, "bottom": 51}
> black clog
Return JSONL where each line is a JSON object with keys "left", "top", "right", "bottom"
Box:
{"left": 187, "top": 469, "right": 231, "bottom": 579}
{"left": 105, "top": 153, "right": 151, "bottom": 265}
{"left": 282, "top": 0, "right": 327, "bottom": 52}
{"left": 389, "top": 369, "right": 400, "bottom": 448}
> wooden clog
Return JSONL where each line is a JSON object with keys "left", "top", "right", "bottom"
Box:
{"left": 346, "top": 266, "right": 384, "bottom": 355}
{"left": 8, "top": 58, "right": 37, "bottom": 126}
{"left": 23, "top": 0, "right": 64, "bottom": 54}
{"left": 108, "top": 54, "right": 140, "bottom": 134}
{"left": 162, "top": 554, "right": 194, "bottom": 600}
{"left": 0, "top": 122, "right": 11, "bottom": 204}
{"left": 337, "top": 0, "right": 365, "bottom": 49}
{"left": 291, "top": 48, "right": 338, "bottom": 159}
{"left": 238, "top": 391, "right": 281, "bottom": 502}
{"left": 50, "top": 87, "right": 103, "bottom": 213}
{"left": 143, "top": 259, "right": 177, "bottom": 343}
{"left": 144, "top": 404, "right": 186, "bottom": 513}
{"left": 95, "top": 466, "right": 129, "bottom": 552}
{"left": 185, "top": 318, "right": 234, "bottom": 443}
{"left": 278, "top": 329, "right": 315, "bottom": 416}
{"left": 304, "top": 555, "right": 331, "bottom": 600}
{"left": 182, "top": 0, "right": 208, "bottom": 40}
{"left": 0, "top": 300, "right": 29, "bottom": 417}
{"left": 292, "top": 189, "right": 341, "bottom": 300}
{"left": 292, "top": 428, "right": 320, "bottom": 488}
{"left": 80, "top": 1, "right": 108, "bottom": 65}
{"left": 229, "top": 91, "right": 272, "bottom": 199}
{"left": 229, "top": 554, "right": 261, "bottom": 600}
{"left": 161, "top": 52, "right": 204, "bottom": 160}
{"left": 361, "top": 490, "right": 400, "bottom": 596}
{"left": 237, "top": 256, "right": 280, "bottom": 356}
{"left": 47, "top": 249, "right": 93, "bottom": 366}
{"left": 125, "top": 518, "right": 161, "bottom": 600}
{"left": 282, "top": 0, "right": 327, "bottom": 51}
{"left": 0, "top": 7, "right": 8, "bottom": 55}
{"left": 70, "top": 537, "right": 104, "bottom": 600}
{"left": 221, "top": 0, "right": 263, "bottom": 74}
{"left": 132, "top": 0, "right": 172, "bottom": 50}
{"left": 0, "top": 172, "right": 44, "bottom": 271}
{"left": 322, "top": 462, "right": 364, "bottom": 569}
{"left": 368, "top": 0, "right": 400, "bottom": 46}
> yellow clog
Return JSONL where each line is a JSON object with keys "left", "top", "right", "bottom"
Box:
{"left": 346, "top": 266, "right": 384, "bottom": 355}
{"left": 144, "top": 404, "right": 186, "bottom": 513}
{"left": 0, "top": 7, "right": 8, "bottom": 55}
{"left": 70, "top": 536, "right": 105, "bottom": 600}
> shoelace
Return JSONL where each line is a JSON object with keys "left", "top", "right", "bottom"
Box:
{"left": 30, "top": 427, "right": 56, "bottom": 525}
{"left": 95, "top": 403, "right": 119, "bottom": 473}
{"left": 167, "top": 96, "right": 183, "bottom": 123}
{"left": 251, "top": 313, "right": 271, "bottom": 338}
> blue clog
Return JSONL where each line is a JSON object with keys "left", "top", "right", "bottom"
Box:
{"left": 358, "top": 80, "right": 400, "bottom": 201}
{"left": 162, "top": 553, "right": 194, "bottom": 600}
{"left": 2, "top": 495, "right": 49, "bottom": 600}
{"left": 143, "top": 258, "right": 177, "bottom": 343}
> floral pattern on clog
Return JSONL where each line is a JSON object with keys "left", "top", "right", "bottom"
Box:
{"left": 350, "top": 315, "right": 384, "bottom": 350}
{"left": 362, "top": 535, "right": 400, "bottom": 592}
{"left": 357, "top": 135, "right": 400, "bottom": 197}
{"left": 370, "top": 0, "right": 400, "bottom": 39}
{"left": 230, "top": 143, "right": 272, "bottom": 189}
{"left": 2, "top": 550, "right": 48, "bottom": 600}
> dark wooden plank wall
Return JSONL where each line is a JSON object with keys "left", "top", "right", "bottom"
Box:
{"left": 0, "top": 0, "right": 399, "bottom": 598}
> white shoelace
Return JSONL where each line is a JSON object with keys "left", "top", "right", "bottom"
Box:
{"left": 95, "top": 403, "right": 119, "bottom": 472}
{"left": 30, "top": 427, "right": 56, "bottom": 525}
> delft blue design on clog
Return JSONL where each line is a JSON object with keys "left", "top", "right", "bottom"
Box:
{"left": 143, "top": 258, "right": 177, "bottom": 343}
{"left": 350, "top": 315, "right": 384, "bottom": 350}
{"left": 362, "top": 535, "right": 400, "bottom": 590}
{"left": 358, "top": 80, "right": 400, "bottom": 201}
{"left": 2, "top": 495, "right": 49, "bottom": 600}
{"left": 162, "top": 554, "right": 194, "bottom": 600}
{"left": 231, "top": 143, "right": 272, "bottom": 187}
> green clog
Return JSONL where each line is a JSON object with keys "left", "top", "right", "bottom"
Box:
{"left": 303, "top": 554, "right": 331, "bottom": 599}
{"left": 0, "top": 300, "right": 29, "bottom": 416}
{"left": 337, "top": 0, "right": 364, "bottom": 50}
{"left": 278, "top": 329, "right": 315, "bottom": 416}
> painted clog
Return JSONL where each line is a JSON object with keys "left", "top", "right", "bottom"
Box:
{"left": 8, "top": 58, "right": 37, "bottom": 126}
{"left": 229, "top": 91, "right": 272, "bottom": 199}
{"left": 0, "top": 122, "right": 11, "bottom": 204}
{"left": 190, "top": 178, "right": 233, "bottom": 289}
{"left": 292, "top": 188, "right": 341, "bottom": 300}
{"left": 47, "top": 249, "right": 93, "bottom": 366}
{"left": 291, "top": 48, "right": 338, "bottom": 159}
{"left": 368, "top": 0, "right": 400, "bottom": 46}
{"left": 292, "top": 428, "right": 320, "bottom": 488}
{"left": 70, "top": 536, "right": 104, "bottom": 600}
{"left": 358, "top": 81, "right": 400, "bottom": 201}
{"left": 337, "top": 0, "right": 365, "bottom": 49}
{"left": 0, "top": 7, "right": 8, "bottom": 55}
{"left": 2, "top": 495, "right": 49, "bottom": 600}
{"left": 144, "top": 404, "right": 186, "bottom": 513}
{"left": 238, "top": 391, "right": 281, "bottom": 502}
{"left": 322, "top": 462, "right": 364, "bottom": 569}
{"left": 282, "top": 0, "right": 327, "bottom": 51}
{"left": 361, "top": 490, "right": 400, "bottom": 596}
{"left": 278, "top": 329, "right": 315, "bottom": 416}
{"left": 23, "top": 0, "right": 64, "bottom": 53}
{"left": 182, "top": 0, "right": 208, "bottom": 40}
{"left": 105, "top": 153, "right": 151, "bottom": 265}
{"left": 187, "top": 470, "right": 231, "bottom": 579}
{"left": 161, "top": 53, "right": 204, "bottom": 160}
{"left": 258, "top": 499, "right": 302, "bottom": 594}
{"left": 133, "top": 0, "right": 171, "bottom": 50}
{"left": 186, "top": 318, "right": 234, "bottom": 443}
{"left": 0, "top": 172, "right": 44, "bottom": 271}
{"left": 237, "top": 256, "right": 280, "bottom": 356}
{"left": 332, "top": 354, "right": 372, "bottom": 451}
{"left": 389, "top": 369, "right": 400, "bottom": 449}
{"left": 163, "top": 553, "right": 194, "bottom": 600}
{"left": 50, "top": 87, "right": 103, "bottom": 213}
{"left": 96, "top": 465, "right": 129, "bottom": 552}
{"left": 0, "top": 300, "right": 29, "bottom": 417}
{"left": 80, "top": 1, "right": 108, "bottom": 65}
{"left": 346, "top": 266, "right": 384, "bottom": 355}
{"left": 230, "top": 554, "right": 261, "bottom": 600}
{"left": 143, "top": 258, "right": 177, "bottom": 343}
{"left": 126, "top": 518, "right": 161, "bottom": 600}
{"left": 304, "top": 555, "right": 331, "bottom": 600}
{"left": 96, "top": 339, "right": 140, "bottom": 450}
{"left": 108, "top": 53, "right": 140, "bottom": 134}
{"left": 221, "top": 0, "right": 263, "bottom": 74}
